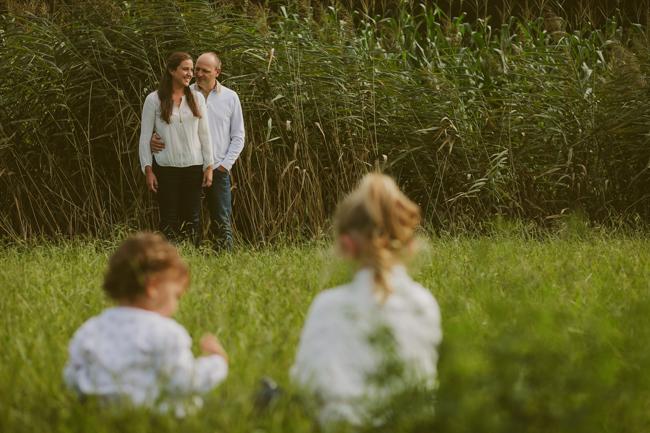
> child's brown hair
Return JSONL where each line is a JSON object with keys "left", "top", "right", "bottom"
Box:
{"left": 103, "top": 232, "right": 189, "bottom": 301}
{"left": 334, "top": 173, "right": 421, "bottom": 303}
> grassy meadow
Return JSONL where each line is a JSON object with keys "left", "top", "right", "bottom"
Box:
{"left": 1, "top": 1, "right": 649, "bottom": 431}
{"left": 1, "top": 229, "right": 649, "bottom": 433}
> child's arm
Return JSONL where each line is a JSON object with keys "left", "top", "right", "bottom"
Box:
{"left": 63, "top": 339, "right": 81, "bottom": 392}
{"left": 291, "top": 294, "right": 350, "bottom": 394}
{"left": 159, "top": 330, "right": 228, "bottom": 396}
{"left": 62, "top": 324, "right": 91, "bottom": 395}
{"left": 200, "top": 334, "right": 228, "bottom": 362}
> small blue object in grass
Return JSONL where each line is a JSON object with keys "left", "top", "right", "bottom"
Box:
{"left": 253, "top": 376, "right": 282, "bottom": 411}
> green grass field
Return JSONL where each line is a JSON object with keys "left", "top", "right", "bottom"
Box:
{"left": 1, "top": 232, "right": 649, "bottom": 433}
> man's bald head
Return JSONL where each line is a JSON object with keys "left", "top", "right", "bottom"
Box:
{"left": 195, "top": 52, "right": 222, "bottom": 91}
{"left": 197, "top": 52, "right": 222, "bottom": 70}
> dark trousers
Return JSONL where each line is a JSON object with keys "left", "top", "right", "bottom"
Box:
{"left": 204, "top": 168, "right": 233, "bottom": 251}
{"left": 153, "top": 162, "right": 203, "bottom": 245}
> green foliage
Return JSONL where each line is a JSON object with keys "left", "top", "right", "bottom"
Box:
{"left": 1, "top": 234, "right": 649, "bottom": 432}
{"left": 0, "top": 1, "right": 649, "bottom": 240}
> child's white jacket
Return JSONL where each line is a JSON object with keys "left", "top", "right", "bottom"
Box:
{"left": 291, "top": 266, "right": 442, "bottom": 427}
{"left": 64, "top": 307, "right": 227, "bottom": 415}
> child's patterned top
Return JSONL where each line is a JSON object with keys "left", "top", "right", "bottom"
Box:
{"left": 64, "top": 306, "right": 227, "bottom": 416}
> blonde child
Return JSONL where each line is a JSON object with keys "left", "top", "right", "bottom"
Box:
{"left": 291, "top": 173, "right": 442, "bottom": 428}
{"left": 63, "top": 232, "right": 228, "bottom": 415}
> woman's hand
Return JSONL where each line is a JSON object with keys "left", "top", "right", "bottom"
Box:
{"left": 202, "top": 166, "right": 213, "bottom": 188}
{"left": 145, "top": 166, "right": 158, "bottom": 192}
{"left": 200, "top": 333, "right": 228, "bottom": 362}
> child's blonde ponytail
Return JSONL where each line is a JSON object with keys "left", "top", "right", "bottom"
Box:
{"left": 334, "top": 173, "right": 421, "bottom": 303}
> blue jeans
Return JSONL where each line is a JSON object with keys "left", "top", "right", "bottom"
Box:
{"left": 204, "top": 169, "right": 233, "bottom": 250}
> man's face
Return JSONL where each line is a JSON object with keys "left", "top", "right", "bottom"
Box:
{"left": 195, "top": 54, "right": 220, "bottom": 88}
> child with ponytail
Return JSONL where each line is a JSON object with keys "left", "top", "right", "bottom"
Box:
{"left": 290, "top": 173, "right": 442, "bottom": 428}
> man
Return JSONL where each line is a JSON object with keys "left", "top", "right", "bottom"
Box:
{"left": 151, "top": 52, "right": 245, "bottom": 251}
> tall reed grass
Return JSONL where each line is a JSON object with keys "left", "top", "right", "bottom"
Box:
{"left": 1, "top": 0, "right": 649, "bottom": 241}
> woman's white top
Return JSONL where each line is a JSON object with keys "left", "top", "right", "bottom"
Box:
{"left": 138, "top": 90, "right": 214, "bottom": 173}
{"left": 291, "top": 266, "right": 442, "bottom": 427}
{"left": 64, "top": 307, "right": 227, "bottom": 416}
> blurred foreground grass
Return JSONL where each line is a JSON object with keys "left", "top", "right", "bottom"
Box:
{"left": 1, "top": 232, "right": 649, "bottom": 432}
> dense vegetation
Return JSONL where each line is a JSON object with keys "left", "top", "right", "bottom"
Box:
{"left": 1, "top": 232, "right": 649, "bottom": 432}
{"left": 1, "top": 0, "right": 649, "bottom": 241}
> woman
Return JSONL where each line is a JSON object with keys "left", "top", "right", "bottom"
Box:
{"left": 139, "top": 52, "right": 213, "bottom": 245}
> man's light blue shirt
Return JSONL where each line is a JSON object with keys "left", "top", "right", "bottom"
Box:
{"left": 191, "top": 82, "right": 245, "bottom": 171}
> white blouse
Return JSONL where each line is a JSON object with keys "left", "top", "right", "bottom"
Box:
{"left": 138, "top": 90, "right": 214, "bottom": 173}
{"left": 64, "top": 307, "right": 227, "bottom": 416}
{"left": 291, "top": 266, "right": 442, "bottom": 427}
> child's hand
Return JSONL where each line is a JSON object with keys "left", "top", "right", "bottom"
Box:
{"left": 200, "top": 334, "right": 228, "bottom": 362}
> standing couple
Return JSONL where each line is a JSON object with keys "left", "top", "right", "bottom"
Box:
{"left": 138, "top": 51, "right": 244, "bottom": 250}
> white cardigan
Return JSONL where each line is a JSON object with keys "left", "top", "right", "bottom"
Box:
{"left": 291, "top": 266, "right": 442, "bottom": 427}
{"left": 138, "top": 90, "right": 213, "bottom": 173}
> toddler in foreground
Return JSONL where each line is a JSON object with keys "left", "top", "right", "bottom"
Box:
{"left": 291, "top": 173, "right": 442, "bottom": 428}
{"left": 64, "top": 232, "right": 228, "bottom": 415}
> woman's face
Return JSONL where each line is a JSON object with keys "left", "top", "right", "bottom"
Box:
{"left": 170, "top": 59, "right": 194, "bottom": 87}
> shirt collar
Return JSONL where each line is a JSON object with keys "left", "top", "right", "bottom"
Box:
{"left": 191, "top": 80, "right": 221, "bottom": 95}
{"left": 351, "top": 264, "right": 409, "bottom": 289}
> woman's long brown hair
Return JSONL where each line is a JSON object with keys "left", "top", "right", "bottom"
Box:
{"left": 158, "top": 52, "right": 201, "bottom": 124}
